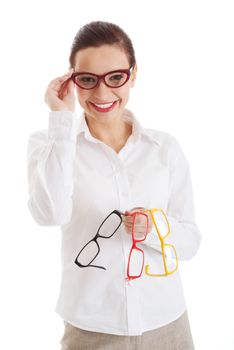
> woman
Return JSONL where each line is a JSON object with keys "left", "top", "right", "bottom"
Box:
{"left": 27, "top": 21, "right": 201, "bottom": 350}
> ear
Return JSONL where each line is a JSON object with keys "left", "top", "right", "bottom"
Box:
{"left": 130, "top": 64, "right": 138, "bottom": 88}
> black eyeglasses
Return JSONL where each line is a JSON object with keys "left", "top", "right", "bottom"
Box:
{"left": 74, "top": 210, "right": 124, "bottom": 270}
{"left": 71, "top": 66, "right": 134, "bottom": 90}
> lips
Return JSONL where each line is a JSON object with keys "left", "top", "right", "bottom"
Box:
{"left": 89, "top": 100, "right": 119, "bottom": 112}
{"left": 92, "top": 101, "right": 114, "bottom": 108}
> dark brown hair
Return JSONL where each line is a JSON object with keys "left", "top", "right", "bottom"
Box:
{"left": 69, "top": 21, "right": 136, "bottom": 68}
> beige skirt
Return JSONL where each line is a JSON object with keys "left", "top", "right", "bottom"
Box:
{"left": 60, "top": 310, "right": 195, "bottom": 350}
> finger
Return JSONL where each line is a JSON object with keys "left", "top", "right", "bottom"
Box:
{"left": 123, "top": 217, "right": 147, "bottom": 226}
{"left": 50, "top": 76, "right": 70, "bottom": 90}
{"left": 66, "top": 78, "right": 75, "bottom": 94}
{"left": 124, "top": 222, "right": 146, "bottom": 230}
{"left": 59, "top": 69, "right": 74, "bottom": 80}
{"left": 58, "top": 79, "right": 70, "bottom": 99}
{"left": 48, "top": 69, "right": 74, "bottom": 88}
{"left": 124, "top": 227, "right": 132, "bottom": 234}
{"left": 123, "top": 222, "right": 133, "bottom": 228}
{"left": 123, "top": 217, "right": 133, "bottom": 224}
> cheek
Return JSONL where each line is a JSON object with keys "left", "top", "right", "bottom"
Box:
{"left": 116, "top": 86, "right": 130, "bottom": 101}
{"left": 76, "top": 88, "right": 91, "bottom": 104}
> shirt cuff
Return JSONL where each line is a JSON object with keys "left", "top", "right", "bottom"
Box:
{"left": 48, "top": 111, "right": 78, "bottom": 142}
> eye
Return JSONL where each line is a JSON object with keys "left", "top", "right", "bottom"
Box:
{"left": 79, "top": 76, "right": 96, "bottom": 83}
{"left": 74, "top": 74, "right": 98, "bottom": 88}
{"left": 109, "top": 74, "right": 124, "bottom": 81}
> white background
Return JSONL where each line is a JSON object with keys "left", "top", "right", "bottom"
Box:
{"left": 0, "top": 0, "right": 233, "bottom": 349}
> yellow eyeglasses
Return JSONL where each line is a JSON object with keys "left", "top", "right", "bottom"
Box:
{"left": 143, "top": 208, "right": 178, "bottom": 277}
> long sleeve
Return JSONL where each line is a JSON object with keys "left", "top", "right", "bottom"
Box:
{"left": 27, "top": 111, "right": 78, "bottom": 226}
{"left": 165, "top": 139, "right": 201, "bottom": 260}
{"left": 143, "top": 137, "right": 201, "bottom": 260}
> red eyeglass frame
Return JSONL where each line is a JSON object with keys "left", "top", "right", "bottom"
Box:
{"left": 71, "top": 66, "right": 134, "bottom": 89}
{"left": 126, "top": 211, "right": 149, "bottom": 280}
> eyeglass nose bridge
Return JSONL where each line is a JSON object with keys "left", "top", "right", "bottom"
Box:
{"left": 93, "top": 75, "right": 111, "bottom": 89}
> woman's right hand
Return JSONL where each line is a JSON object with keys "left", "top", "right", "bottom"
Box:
{"left": 44, "top": 69, "right": 76, "bottom": 112}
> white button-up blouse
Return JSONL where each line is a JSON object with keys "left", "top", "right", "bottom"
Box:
{"left": 27, "top": 108, "right": 201, "bottom": 336}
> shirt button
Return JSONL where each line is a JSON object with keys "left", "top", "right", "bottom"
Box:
{"left": 126, "top": 279, "right": 134, "bottom": 287}
{"left": 112, "top": 165, "right": 119, "bottom": 173}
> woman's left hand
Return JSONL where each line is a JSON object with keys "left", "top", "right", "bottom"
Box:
{"left": 122, "top": 207, "right": 153, "bottom": 239}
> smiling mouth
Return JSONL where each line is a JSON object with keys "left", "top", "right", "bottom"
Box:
{"left": 89, "top": 100, "right": 119, "bottom": 112}
{"left": 91, "top": 100, "right": 118, "bottom": 108}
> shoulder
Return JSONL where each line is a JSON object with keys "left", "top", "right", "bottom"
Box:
{"left": 142, "top": 127, "right": 188, "bottom": 167}
{"left": 143, "top": 127, "right": 181, "bottom": 150}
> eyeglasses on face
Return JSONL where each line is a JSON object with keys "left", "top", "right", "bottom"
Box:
{"left": 71, "top": 66, "right": 134, "bottom": 89}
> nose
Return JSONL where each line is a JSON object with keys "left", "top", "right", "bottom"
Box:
{"left": 93, "top": 79, "right": 112, "bottom": 100}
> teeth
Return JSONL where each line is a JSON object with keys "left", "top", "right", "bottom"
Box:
{"left": 93, "top": 101, "right": 115, "bottom": 108}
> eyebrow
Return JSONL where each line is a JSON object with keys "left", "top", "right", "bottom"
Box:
{"left": 74, "top": 68, "right": 130, "bottom": 74}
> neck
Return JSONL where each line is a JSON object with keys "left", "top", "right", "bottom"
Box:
{"left": 85, "top": 113, "right": 132, "bottom": 152}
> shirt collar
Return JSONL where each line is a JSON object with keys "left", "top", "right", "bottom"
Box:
{"left": 76, "top": 108, "right": 161, "bottom": 146}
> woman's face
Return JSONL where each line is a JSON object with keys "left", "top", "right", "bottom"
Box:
{"left": 73, "top": 44, "right": 137, "bottom": 124}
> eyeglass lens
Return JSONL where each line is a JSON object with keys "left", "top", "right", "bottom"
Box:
{"left": 132, "top": 213, "right": 148, "bottom": 240}
{"left": 78, "top": 241, "right": 99, "bottom": 266}
{"left": 77, "top": 212, "right": 122, "bottom": 266}
{"left": 128, "top": 248, "right": 144, "bottom": 277}
{"left": 148, "top": 244, "right": 177, "bottom": 275}
{"left": 98, "top": 212, "right": 122, "bottom": 237}
{"left": 152, "top": 211, "right": 169, "bottom": 238}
